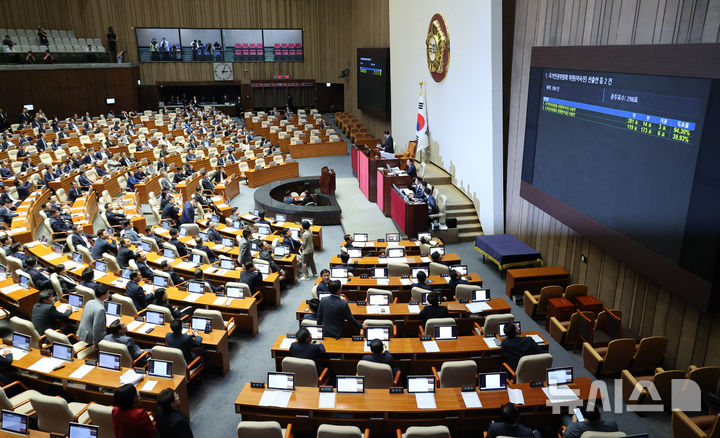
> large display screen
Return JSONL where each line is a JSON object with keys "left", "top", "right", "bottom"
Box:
{"left": 520, "top": 45, "right": 720, "bottom": 308}
{"left": 357, "top": 48, "right": 390, "bottom": 120}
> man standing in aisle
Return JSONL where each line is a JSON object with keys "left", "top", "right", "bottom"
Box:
{"left": 299, "top": 221, "right": 316, "bottom": 280}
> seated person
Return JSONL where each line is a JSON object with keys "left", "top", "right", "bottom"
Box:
{"left": 281, "top": 228, "right": 300, "bottom": 253}
{"left": 26, "top": 256, "right": 52, "bottom": 290}
{"left": 155, "top": 388, "right": 193, "bottom": 438}
{"left": 159, "top": 260, "right": 184, "bottom": 286}
{"left": 32, "top": 290, "right": 72, "bottom": 335}
{"left": 53, "top": 264, "right": 77, "bottom": 294}
{"left": 206, "top": 222, "right": 222, "bottom": 243}
{"left": 316, "top": 269, "right": 331, "bottom": 293}
{"left": 418, "top": 291, "right": 449, "bottom": 322}
{"left": 116, "top": 238, "right": 136, "bottom": 268}
{"left": 104, "top": 320, "right": 148, "bottom": 365}
{"left": 255, "top": 210, "right": 270, "bottom": 225}
{"left": 152, "top": 288, "right": 182, "bottom": 320}
{"left": 411, "top": 270, "right": 432, "bottom": 291}
{"left": 289, "top": 327, "right": 325, "bottom": 373}
{"left": 49, "top": 208, "right": 72, "bottom": 233}
{"left": 487, "top": 403, "right": 540, "bottom": 438}
{"left": 165, "top": 319, "right": 203, "bottom": 364}
{"left": 126, "top": 270, "right": 154, "bottom": 311}
{"left": 361, "top": 338, "right": 395, "bottom": 370}
{"left": 168, "top": 227, "right": 188, "bottom": 257}
{"left": 79, "top": 266, "right": 99, "bottom": 290}
{"left": 258, "top": 240, "right": 285, "bottom": 277}
{"left": 283, "top": 191, "right": 296, "bottom": 204}
{"left": 563, "top": 405, "right": 619, "bottom": 438}
{"left": 239, "top": 262, "right": 262, "bottom": 294}
{"left": 8, "top": 242, "right": 27, "bottom": 267}
{"left": 194, "top": 236, "right": 217, "bottom": 263}
{"left": 500, "top": 321, "right": 542, "bottom": 370}
{"left": 335, "top": 252, "right": 355, "bottom": 276}
{"left": 193, "top": 268, "right": 223, "bottom": 293}
{"left": 448, "top": 269, "right": 469, "bottom": 297}
{"left": 112, "top": 384, "right": 156, "bottom": 438}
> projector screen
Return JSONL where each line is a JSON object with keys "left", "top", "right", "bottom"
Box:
{"left": 520, "top": 44, "right": 720, "bottom": 308}
{"left": 357, "top": 48, "right": 390, "bottom": 120}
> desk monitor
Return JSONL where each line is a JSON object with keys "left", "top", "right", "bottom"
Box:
{"left": 161, "top": 221, "right": 170, "bottom": 230}
{"left": 141, "top": 241, "right": 152, "bottom": 252}
{"left": 373, "top": 267, "right": 388, "bottom": 279}
{"left": 179, "top": 227, "right": 188, "bottom": 237}
{"left": 275, "top": 214, "right": 286, "bottom": 223}
{"left": 417, "top": 232, "right": 432, "bottom": 241}
{"left": 347, "top": 248, "right": 362, "bottom": 258}
{"left": 191, "top": 254, "right": 203, "bottom": 265}
{"left": 257, "top": 263, "right": 270, "bottom": 275}
{"left": 121, "top": 268, "right": 131, "bottom": 279}
{"left": 420, "top": 292, "right": 430, "bottom": 305}
{"left": 472, "top": 289, "right": 490, "bottom": 302}
{"left": 331, "top": 267, "right": 348, "bottom": 279}
{"left": 317, "top": 292, "right": 331, "bottom": 300}
{"left": 252, "top": 240, "right": 261, "bottom": 251}
{"left": 106, "top": 228, "right": 114, "bottom": 237}
{"left": 153, "top": 275, "right": 169, "bottom": 288}
{"left": 68, "top": 293, "right": 84, "bottom": 308}
{"left": 68, "top": 422, "right": 100, "bottom": 438}
{"left": 305, "top": 325, "right": 323, "bottom": 340}
{"left": 257, "top": 225, "right": 271, "bottom": 236}
{"left": 145, "top": 310, "right": 164, "bottom": 325}
{"left": 232, "top": 220, "right": 242, "bottom": 229}
{"left": 105, "top": 302, "right": 121, "bottom": 317}
{"left": 547, "top": 367, "right": 574, "bottom": 386}
{"left": 210, "top": 215, "right": 220, "bottom": 224}
{"left": 267, "top": 372, "right": 295, "bottom": 391}
{"left": 429, "top": 246, "right": 445, "bottom": 257}
{"left": 148, "top": 359, "right": 173, "bottom": 378}
{"left": 387, "top": 248, "right": 404, "bottom": 258}
{"left": 386, "top": 233, "right": 400, "bottom": 242}
{"left": 17, "top": 275, "right": 29, "bottom": 288}
{"left": 407, "top": 376, "right": 436, "bottom": 393}
{"left": 73, "top": 252, "right": 83, "bottom": 263}
{"left": 12, "top": 333, "right": 30, "bottom": 351}
{"left": 451, "top": 265, "right": 468, "bottom": 276}
{"left": 220, "top": 259, "right": 235, "bottom": 270}
{"left": 1, "top": 410, "right": 28, "bottom": 435}
{"left": 162, "top": 248, "right": 176, "bottom": 259}
{"left": 434, "top": 325, "right": 458, "bottom": 341}
{"left": 353, "top": 233, "right": 368, "bottom": 242}
{"left": 367, "top": 293, "right": 390, "bottom": 306}
{"left": 52, "top": 243, "right": 63, "bottom": 253}
{"left": 290, "top": 229, "right": 300, "bottom": 240}
{"left": 52, "top": 343, "right": 73, "bottom": 362}
{"left": 222, "top": 237, "right": 235, "bottom": 247}
{"left": 498, "top": 321, "right": 521, "bottom": 337}
{"left": 94, "top": 260, "right": 107, "bottom": 272}
{"left": 479, "top": 372, "right": 507, "bottom": 391}
{"left": 187, "top": 281, "right": 205, "bottom": 294}
{"left": 199, "top": 232, "right": 208, "bottom": 242}
{"left": 191, "top": 316, "right": 212, "bottom": 332}
{"left": 98, "top": 352, "right": 121, "bottom": 370}
{"left": 411, "top": 267, "right": 428, "bottom": 279}
{"left": 273, "top": 246, "right": 287, "bottom": 257}
{"left": 253, "top": 209, "right": 261, "bottom": 216}
{"left": 336, "top": 375, "right": 365, "bottom": 393}
{"left": 365, "top": 326, "right": 390, "bottom": 341}
{"left": 226, "top": 286, "right": 243, "bottom": 298}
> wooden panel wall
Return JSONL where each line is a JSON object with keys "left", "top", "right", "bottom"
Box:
{"left": 506, "top": 0, "right": 720, "bottom": 370}
{"left": 0, "top": 66, "right": 139, "bottom": 119}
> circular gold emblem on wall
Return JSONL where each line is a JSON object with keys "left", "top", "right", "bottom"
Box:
{"left": 426, "top": 13, "right": 449, "bottom": 82}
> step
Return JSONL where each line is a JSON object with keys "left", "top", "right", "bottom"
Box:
{"left": 458, "top": 231, "right": 482, "bottom": 242}
{"left": 455, "top": 216, "right": 479, "bottom": 225}
{"left": 445, "top": 207, "right": 477, "bottom": 216}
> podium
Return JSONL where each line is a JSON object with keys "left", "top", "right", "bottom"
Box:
{"left": 320, "top": 166, "right": 336, "bottom": 194}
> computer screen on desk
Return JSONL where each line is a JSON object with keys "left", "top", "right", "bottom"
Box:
{"left": 407, "top": 376, "right": 435, "bottom": 393}
{"left": 353, "top": 233, "right": 368, "bottom": 242}
{"left": 69, "top": 422, "right": 99, "bottom": 438}
{"left": 365, "top": 326, "right": 390, "bottom": 341}
{"left": 267, "top": 372, "right": 295, "bottom": 390}
{"left": 336, "top": 376, "right": 364, "bottom": 393}
{"left": 1, "top": 410, "right": 28, "bottom": 435}
{"left": 367, "top": 293, "right": 390, "bottom": 306}
{"left": 479, "top": 372, "right": 507, "bottom": 391}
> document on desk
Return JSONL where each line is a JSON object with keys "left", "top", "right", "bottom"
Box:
{"left": 420, "top": 257, "right": 431, "bottom": 263}
{"left": 353, "top": 242, "right": 365, "bottom": 248}
{"left": 392, "top": 257, "right": 408, "bottom": 263}
{"left": 140, "top": 380, "right": 158, "bottom": 392}
{"left": 41, "top": 252, "right": 63, "bottom": 261}
{"left": 56, "top": 303, "right": 71, "bottom": 314}
{"left": 213, "top": 296, "right": 229, "bottom": 306}
{"left": 364, "top": 242, "right": 375, "bottom": 247}
{"left": 422, "top": 341, "right": 440, "bottom": 353}
{"left": 141, "top": 284, "right": 156, "bottom": 294}
{"left": 376, "top": 279, "right": 389, "bottom": 286}
{"left": 185, "top": 293, "right": 202, "bottom": 303}
{"left": 259, "top": 390, "right": 292, "bottom": 407}
{"left": 279, "top": 338, "right": 294, "bottom": 350}
{"left": 318, "top": 392, "right": 336, "bottom": 409}
{"left": 466, "top": 302, "right": 492, "bottom": 313}
{"left": 415, "top": 393, "right": 437, "bottom": 409}
{"left": 214, "top": 268, "right": 230, "bottom": 276}
{"left": 28, "top": 357, "right": 64, "bottom": 373}
{"left": 387, "top": 242, "right": 399, "bottom": 247}
{"left": 63, "top": 261, "right": 84, "bottom": 271}
{"left": 93, "top": 270, "right": 107, "bottom": 280}
{"left": 1, "top": 284, "right": 23, "bottom": 295}
{"left": 407, "top": 304, "right": 421, "bottom": 314}
{"left": 507, "top": 387, "right": 525, "bottom": 405}
{"left": 366, "top": 305, "right": 390, "bottom": 315}
{"left": 9, "top": 348, "right": 28, "bottom": 360}
{"left": 483, "top": 337, "right": 500, "bottom": 349}
{"left": 461, "top": 390, "right": 482, "bottom": 408}
{"left": 127, "top": 320, "right": 144, "bottom": 332}
{"left": 137, "top": 323, "right": 156, "bottom": 333}
{"left": 400, "top": 279, "right": 412, "bottom": 286}
{"left": 526, "top": 334, "right": 546, "bottom": 345}
{"left": 176, "top": 261, "right": 197, "bottom": 270}
{"left": 106, "top": 315, "right": 120, "bottom": 326}
{"left": 120, "top": 369, "right": 144, "bottom": 386}
{"left": 542, "top": 385, "right": 579, "bottom": 404}
{"left": 69, "top": 364, "right": 94, "bottom": 379}
{"left": 223, "top": 226, "right": 238, "bottom": 233}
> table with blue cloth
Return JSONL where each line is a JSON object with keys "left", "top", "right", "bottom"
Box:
{"left": 474, "top": 234, "right": 543, "bottom": 274}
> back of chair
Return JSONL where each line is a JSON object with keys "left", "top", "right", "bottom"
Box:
{"left": 152, "top": 269, "right": 174, "bottom": 287}
{"left": 671, "top": 409, "right": 709, "bottom": 438}
{"left": 567, "top": 311, "right": 596, "bottom": 347}
{"left": 515, "top": 353, "right": 553, "bottom": 384}
{"left": 74, "top": 285, "right": 95, "bottom": 304}
{"left": 357, "top": 360, "right": 393, "bottom": 389}
{"left": 410, "top": 287, "right": 429, "bottom": 303}
{"left": 102, "top": 252, "right": 120, "bottom": 274}
{"left": 111, "top": 293, "right": 137, "bottom": 316}
{"left": 237, "top": 421, "right": 284, "bottom": 438}
{"left": 151, "top": 346, "right": 187, "bottom": 375}
{"left": 631, "top": 336, "right": 668, "bottom": 373}
{"left": 193, "top": 309, "right": 225, "bottom": 330}
{"left": 402, "top": 425, "right": 450, "bottom": 438}
{"left": 5, "top": 257, "right": 22, "bottom": 281}
{"left": 565, "top": 284, "right": 588, "bottom": 302}
{"left": 366, "top": 288, "right": 393, "bottom": 303}
{"left": 87, "top": 403, "right": 114, "bottom": 438}
{"left": 226, "top": 282, "right": 251, "bottom": 298}
{"left": 438, "top": 360, "right": 477, "bottom": 387}
{"left": 98, "top": 340, "right": 134, "bottom": 368}
{"left": 281, "top": 357, "right": 318, "bottom": 387}
{"left": 10, "top": 317, "right": 41, "bottom": 349}
{"left": 597, "top": 308, "right": 623, "bottom": 340}
{"left": 424, "top": 318, "right": 456, "bottom": 337}
{"left": 455, "top": 284, "right": 484, "bottom": 302}
{"left": 537, "top": 285, "right": 564, "bottom": 314}
{"left": 49, "top": 273, "right": 64, "bottom": 297}
{"left": 181, "top": 223, "right": 200, "bottom": 237}
{"left": 688, "top": 366, "right": 720, "bottom": 397}
{"left": 29, "top": 394, "right": 73, "bottom": 433}
{"left": 192, "top": 249, "right": 211, "bottom": 265}
{"left": 576, "top": 311, "right": 595, "bottom": 349}
{"left": 601, "top": 338, "right": 637, "bottom": 376}
{"left": 482, "top": 314, "right": 515, "bottom": 336}
{"left": 387, "top": 262, "right": 411, "bottom": 277}
{"left": 77, "top": 245, "right": 93, "bottom": 264}
{"left": 428, "top": 262, "right": 449, "bottom": 276}
{"left": 146, "top": 304, "right": 173, "bottom": 322}
{"left": 317, "top": 424, "right": 363, "bottom": 438}
{"left": 43, "top": 329, "right": 70, "bottom": 346}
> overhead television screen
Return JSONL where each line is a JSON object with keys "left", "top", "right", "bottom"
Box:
{"left": 135, "top": 28, "right": 181, "bottom": 62}
{"left": 179, "top": 28, "right": 223, "bottom": 61}
{"left": 263, "top": 29, "right": 303, "bottom": 62}
{"left": 357, "top": 48, "right": 390, "bottom": 120}
{"left": 520, "top": 45, "right": 720, "bottom": 308}
{"left": 222, "top": 29, "right": 263, "bottom": 62}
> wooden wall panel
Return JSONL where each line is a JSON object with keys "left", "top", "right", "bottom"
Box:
{"left": 506, "top": 0, "right": 720, "bottom": 369}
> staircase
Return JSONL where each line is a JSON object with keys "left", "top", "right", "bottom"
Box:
{"left": 421, "top": 162, "right": 483, "bottom": 242}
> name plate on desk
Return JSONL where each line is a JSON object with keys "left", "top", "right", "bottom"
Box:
{"left": 419, "top": 335, "right": 432, "bottom": 341}
{"left": 352, "top": 336, "right": 363, "bottom": 341}
{"left": 251, "top": 382, "right": 265, "bottom": 389}
{"left": 356, "top": 301, "right": 366, "bottom": 306}
{"left": 319, "top": 386, "right": 334, "bottom": 392}
{"left": 389, "top": 387, "right": 404, "bottom": 394}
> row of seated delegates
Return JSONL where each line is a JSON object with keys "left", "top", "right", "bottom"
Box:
{"left": 408, "top": 176, "right": 440, "bottom": 215}
{"left": 282, "top": 189, "right": 319, "bottom": 206}
{"left": 114, "top": 384, "right": 193, "bottom": 438}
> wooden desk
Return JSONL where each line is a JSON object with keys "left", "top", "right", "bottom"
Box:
{"left": 377, "top": 170, "right": 412, "bottom": 217}
{"left": 176, "top": 172, "right": 202, "bottom": 201}
{"left": 222, "top": 216, "right": 324, "bottom": 251}
{"left": 12, "top": 349, "right": 189, "bottom": 416}
{"left": 576, "top": 295, "right": 603, "bottom": 314}
{"left": 135, "top": 173, "right": 162, "bottom": 205}
{"left": 546, "top": 297, "right": 575, "bottom": 330}
{"left": 0, "top": 278, "right": 39, "bottom": 317}
{"left": 391, "top": 186, "right": 428, "bottom": 238}
{"left": 246, "top": 161, "right": 300, "bottom": 188}
{"left": 328, "top": 253, "right": 462, "bottom": 271}
{"left": 215, "top": 175, "right": 240, "bottom": 201}
{"left": 504, "top": 266, "right": 570, "bottom": 299}
{"left": 288, "top": 141, "right": 346, "bottom": 158}
{"left": 342, "top": 239, "right": 443, "bottom": 256}
{"left": 234, "top": 379, "right": 593, "bottom": 437}
{"left": 356, "top": 147, "right": 401, "bottom": 202}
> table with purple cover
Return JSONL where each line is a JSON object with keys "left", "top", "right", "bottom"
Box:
{"left": 474, "top": 234, "right": 543, "bottom": 272}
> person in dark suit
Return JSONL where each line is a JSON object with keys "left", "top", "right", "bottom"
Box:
{"left": 411, "top": 270, "right": 432, "bottom": 291}
{"left": 166, "top": 319, "right": 203, "bottom": 364}
{"left": 9, "top": 242, "right": 27, "bottom": 268}
{"left": 194, "top": 237, "right": 217, "bottom": 263}
{"left": 67, "top": 181, "right": 83, "bottom": 204}
{"left": 289, "top": 327, "right": 326, "bottom": 373}
{"left": 255, "top": 211, "right": 270, "bottom": 225}
{"left": 361, "top": 339, "right": 394, "bottom": 366}
{"left": 282, "top": 191, "right": 296, "bottom": 204}
{"left": 418, "top": 292, "right": 449, "bottom": 323}
{"left": 18, "top": 108, "right": 31, "bottom": 125}
{"left": 105, "top": 204, "right": 127, "bottom": 227}
{"left": 159, "top": 261, "right": 184, "bottom": 286}
{"left": 425, "top": 188, "right": 440, "bottom": 215}
{"left": 32, "top": 290, "right": 72, "bottom": 335}
{"left": 281, "top": 228, "right": 300, "bottom": 253}
{"left": 77, "top": 171, "right": 93, "bottom": 189}
{"left": 406, "top": 159, "right": 417, "bottom": 178}
{"left": 448, "top": 269, "right": 469, "bottom": 297}
{"left": 116, "top": 238, "right": 135, "bottom": 268}
{"left": 49, "top": 208, "right": 72, "bottom": 233}
{"left": 486, "top": 403, "right": 539, "bottom": 438}
{"left": 500, "top": 321, "right": 542, "bottom": 370}
{"left": 0, "top": 199, "right": 17, "bottom": 226}
{"left": 91, "top": 229, "right": 117, "bottom": 260}
{"left": 155, "top": 388, "right": 194, "bottom": 438}
{"left": 43, "top": 165, "right": 57, "bottom": 185}
{"left": 13, "top": 178, "right": 32, "bottom": 201}
{"left": 258, "top": 240, "right": 283, "bottom": 276}
{"left": 180, "top": 199, "right": 197, "bottom": 225}
{"left": 316, "top": 269, "right": 331, "bottom": 293}
{"left": 126, "top": 270, "right": 154, "bottom": 311}
{"left": 26, "top": 256, "right": 52, "bottom": 290}
{"left": 316, "top": 280, "right": 365, "bottom": 339}
{"left": 71, "top": 224, "right": 94, "bottom": 250}
{"left": 79, "top": 267, "right": 99, "bottom": 290}
{"left": 135, "top": 252, "right": 154, "bottom": 280}
{"left": 206, "top": 222, "right": 222, "bottom": 244}
{"left": 200, "top": 170, "right": 214, "bottom": 192}
{"left": 381, "top": 130, "right": 394, "bottom": 154}
{"left": 104, "top": 320, "right": 147, "bottom": 363}
{"left": 52, "top": 264, "right": 77, "bottom": 295}
{"left": 162, "top": 200, "right": 180, "bottom": 227}
{"left": 562, "top": 405, "right": 619, "bottom": 438}
{"left": 239, "top": 262, "right": 262, "bottom": 293}
{"left": 168, "top": 228, "right": 188, "bottom": 257}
